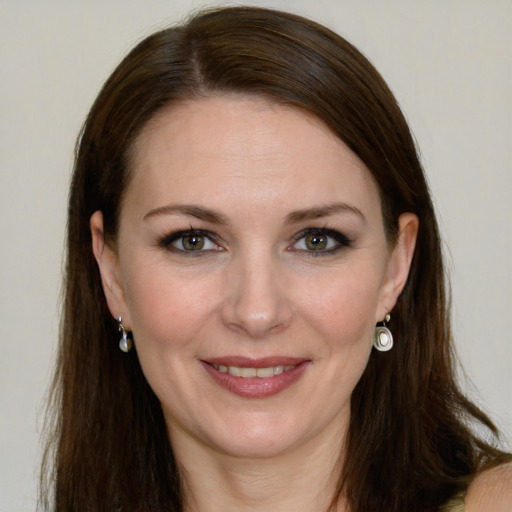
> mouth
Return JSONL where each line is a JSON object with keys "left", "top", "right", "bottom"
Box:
{"left": 210, "top": 363, "right": 297, "bottom": 378}
{"left": 201, "top": 357, "right": 310, "bottom": 398}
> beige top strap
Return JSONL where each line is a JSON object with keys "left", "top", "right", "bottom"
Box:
{"left": 439, "top": 492, "right": 465, "bottom": 512}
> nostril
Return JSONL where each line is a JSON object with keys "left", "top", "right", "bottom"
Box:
{"left": 220, "top": 257, "right": 293, "bottom": 337}
{"left": 222, "top": 302, "right": 293, "bottom": 338}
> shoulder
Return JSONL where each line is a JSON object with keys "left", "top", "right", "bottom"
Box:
{"left": 465, "top": 462, "right": 512, "bottom": 512}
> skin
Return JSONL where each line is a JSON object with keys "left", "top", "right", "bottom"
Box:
{"left": 465, "top": 464, "right": 512, "bottom": 511}
{"left": 91, "top": 95, "right": 420, "bottom": 511}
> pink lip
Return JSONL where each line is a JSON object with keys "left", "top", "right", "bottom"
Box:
{"left": 200, "top": 357, "right": 311, "bottom": 398}
{"left": 205, "top": 356, "right": 307, "bottom": 368}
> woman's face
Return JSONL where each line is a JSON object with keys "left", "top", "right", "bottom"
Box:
{"left": 93, "top": 95, "right": 416, "bottom": 459}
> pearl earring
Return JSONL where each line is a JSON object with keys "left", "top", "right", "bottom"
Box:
{"left": 117, "top": 315, "right": 133, "bottom": 353}
{"left": 373, "top": 313, "right": 393, "bottom": 352}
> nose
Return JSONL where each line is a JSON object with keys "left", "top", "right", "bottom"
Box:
{"left": 221, "top": 250, "right": 293, "bottom": 338}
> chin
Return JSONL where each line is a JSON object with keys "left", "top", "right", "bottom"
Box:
{"left": 200, "top": 409, "right": 328, "bottom": 459}
{"left": 211, "top": 428, "right": 302, "bottom": 459}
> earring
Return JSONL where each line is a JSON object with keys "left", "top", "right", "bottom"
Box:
{"left": 373, "top": 313, "right": 393, "bottom": 352}
{"left": 117, "top": 315, "right": 133, "bottom": 353}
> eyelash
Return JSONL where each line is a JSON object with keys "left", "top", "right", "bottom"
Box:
{"left": 158, "top": 227, "right": 352, "bottom": 256}
{"left": 289, "top": 228, "right": 352, "bottom": 257}
{"left": 158, "top": 228, "right": 223, "bottom": 255}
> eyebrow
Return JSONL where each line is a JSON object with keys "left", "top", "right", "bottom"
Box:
{"left": 285, "top": 203, "right": 366, "bottom": 224}
{"left": 143, "top": 204, "right": 230, "bottom": 225}
{"left": 143, "top": 202, "right": 365, "bottom": 225}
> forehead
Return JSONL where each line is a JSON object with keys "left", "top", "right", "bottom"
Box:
{"left": 134, "top": 95, "right": 349, "bottom": 159}
{"left": 125, "top": 95, "right": 381, "bottom": 218}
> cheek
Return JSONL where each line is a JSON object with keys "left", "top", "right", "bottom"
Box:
{"left": 120, "top": 261, "right": 225, "bottom": 407}
{"left": 301, "top": 265, "right": 384, "bottom": 353}
{"left": 121, "top": 260, "right": 219, "bottom": 353}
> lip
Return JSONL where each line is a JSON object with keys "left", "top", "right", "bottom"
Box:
{"left": 201, "top": 357, "right": 311, "bottom": 398}
{"left": 205, "top": 356, "right": 307, "bottom": 368}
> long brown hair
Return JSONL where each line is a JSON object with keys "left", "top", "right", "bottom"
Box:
{"left": 41, "top": 6, "right": 509, "bottom": 511}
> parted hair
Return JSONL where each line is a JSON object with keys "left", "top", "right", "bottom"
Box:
{"left": 41, "top": 6, "right": 509, "bottom": 512}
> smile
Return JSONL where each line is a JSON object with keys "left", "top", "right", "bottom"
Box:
{"left": 202, "top": 358, "right": 310, "bottom": 398}
{"left": 211, "top": 364, "right": 296, "bottom": 378}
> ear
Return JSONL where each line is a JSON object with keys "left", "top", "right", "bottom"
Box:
{"left": 376, "top": 212, "right": 419, "bottom": 321}
{"left": 90, "top": 211, "right": 131, "bottom": 328}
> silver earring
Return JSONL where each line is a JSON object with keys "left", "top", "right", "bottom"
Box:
{"left": 117, "top": 315, "right": 133, "bottom": 353}
{"left": 373, "top": 313, "right": 393, "bottom": 352}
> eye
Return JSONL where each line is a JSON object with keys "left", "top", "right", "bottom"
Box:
{"left": 302, "top": 233, "right": 333, "bottom": 251}
{"left": 160, "top": 229, "right": 222, "bottom": 253}
{"left": 290, "top": 228, "right": 351, "bottom": 255}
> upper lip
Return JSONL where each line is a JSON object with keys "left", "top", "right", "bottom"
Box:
{"left": 202, "top": 356, "right": 308, "bottom": 368}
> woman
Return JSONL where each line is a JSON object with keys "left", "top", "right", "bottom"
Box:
{"left": 41, "top": 6, "right": 511, "bottom": 511}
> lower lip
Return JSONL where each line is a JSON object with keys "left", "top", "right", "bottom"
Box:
{"left": 201, "top": 361, "right": 310, "bottom": 398}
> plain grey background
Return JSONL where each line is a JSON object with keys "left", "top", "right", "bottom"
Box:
{"left": 1, "top": 1, "right": 511, "bottom": 510}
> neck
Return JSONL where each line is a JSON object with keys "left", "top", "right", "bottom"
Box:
{"left": 171, "top": 423, "right": 349, "bottom": 512}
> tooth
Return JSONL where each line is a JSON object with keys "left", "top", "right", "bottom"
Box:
{"left": 240, "top": 367, "right": 257, "bottom": 378}
{"left": 223, "top": 364, "right": 297, "bottom": 378}
{"left": 228, "top": 366, "right": 241, "bottom": 377}
{"left": 212, "top": 364, "right": 219, "bottom": 370}
{"left": 256, "top": 367, "right": 274, "bottom": 378}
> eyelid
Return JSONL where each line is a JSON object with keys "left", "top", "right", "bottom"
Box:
{"left": 158, "top": 228, "right": 223, "bottom": 252}
{"left": 157, "top": 227, "right": 351, "bottom": 256}
{"left": 289, "top": 227, "right": 352, "bottom": 254}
